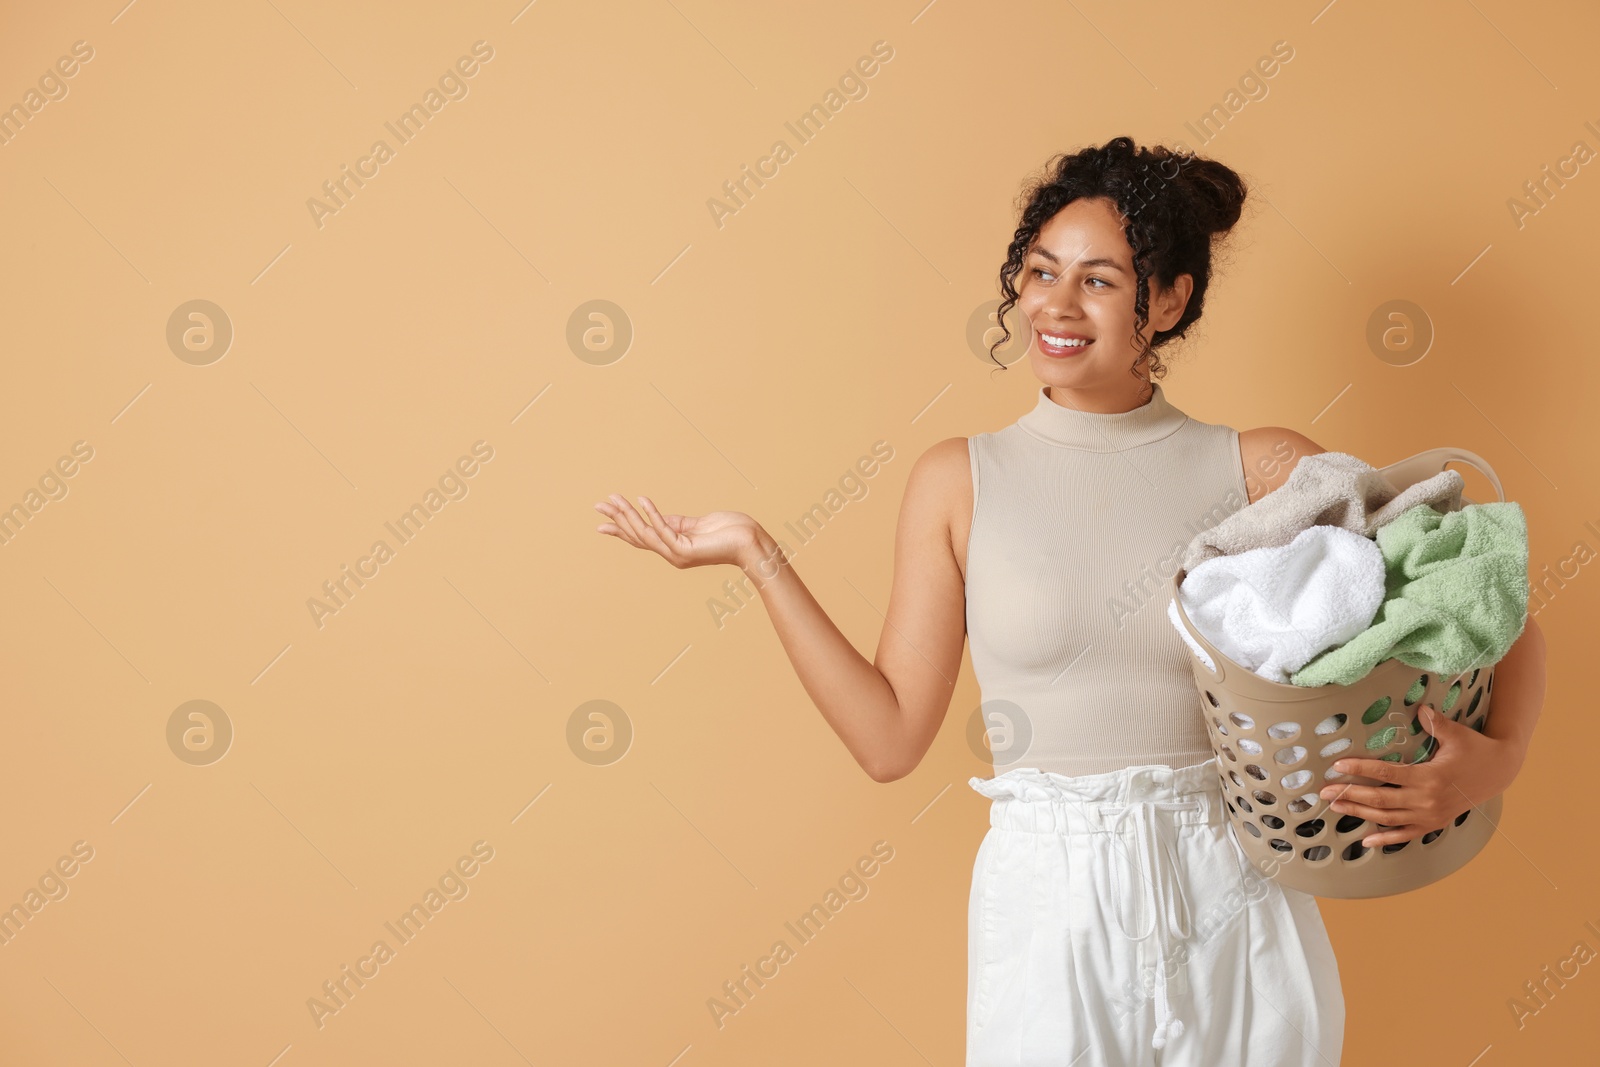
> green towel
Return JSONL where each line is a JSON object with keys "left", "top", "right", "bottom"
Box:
{"left": 1289, "top": 501, "right": 1529, "bottom": 687}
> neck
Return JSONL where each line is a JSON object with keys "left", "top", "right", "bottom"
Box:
{"left": 1044, "top": 380, "right": 1154, "bottom": 415}
{"left": 1017, "top": 378, "right": 1188, "bottom": 452}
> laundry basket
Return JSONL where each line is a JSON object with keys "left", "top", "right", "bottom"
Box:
{"left": 1170, "top": 447, "right": 1511, "bottom": 899}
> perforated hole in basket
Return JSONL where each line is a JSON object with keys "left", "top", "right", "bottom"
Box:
{"left": 1274, "top": 745, "right": 1306, "bottom": 767}
{"left": 1362, "top": 696, "right": 1391, "bottom": 725}
{"left": 1267, "top": 722, "right": 1300, "bottom": 741}
{"left": 1229, "top": 712, "right": 1255, "bottom": 730}
{"left": 1365, "top": 725, "right": 1401, "bottom": 752}
{"left": 1314, "top": 713, "right": 1347, "bottom": 736}
{"left": 1238, "top": 737, "right": 1263, "bottom": 756}
{"left": 1404, "top": 675, "right": 1429, "bottom": 706}
{"left": 1286, "top": 793, "right": 1319, "bottom": 814}
{"left": 1280, "top": 769, "right": 1313, "bottom": 791}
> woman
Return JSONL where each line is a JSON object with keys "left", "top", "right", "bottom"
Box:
{"left": 594, "top": 137, "right": 1546, "bottom": 1066}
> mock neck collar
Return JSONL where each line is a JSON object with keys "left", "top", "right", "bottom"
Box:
{"left": 1016, "top": 381, "right": 1189, "bottom": 452}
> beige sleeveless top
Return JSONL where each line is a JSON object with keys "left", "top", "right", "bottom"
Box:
{"left": 965, "top": 381, "right": 1249, "bottom": 778}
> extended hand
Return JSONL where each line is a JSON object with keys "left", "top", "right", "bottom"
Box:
{"left": 594, "top": 493, "right": 764, "bottom": 570}
{"left": 1316, "top": 703, "right": 1520, "bottom": 849}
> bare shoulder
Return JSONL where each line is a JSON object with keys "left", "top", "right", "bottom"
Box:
{"left": 903, "top": 436, "right": 974, "bottom": 578}
{"left": 1238, "top": 426, "right": 1327, "bottom": 505}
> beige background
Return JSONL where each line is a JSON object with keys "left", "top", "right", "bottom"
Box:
{"left": 0, "top": 0, "right": 1595, "bottom": 1063}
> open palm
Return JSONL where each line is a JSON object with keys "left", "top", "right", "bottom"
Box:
{"left": 594, "top": 493, "right": 761, "bottom": 570}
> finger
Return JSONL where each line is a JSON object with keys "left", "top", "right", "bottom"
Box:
{"left": 594, "top": 500, "right": 643, "bottom": 547}
{"left": 634, "top": 496, "right": 684, "bottom": 553}
{"left": 1417, "top": 704, "right": 1457, "bottom": 738}
{"left": 1324, "top": 799, "right": 1417, "bottom": 826}
{"left": 593, "top": 501, "right": 625, "bottom": 535}
{"left": 608, "top": 493, "right": 651, "bottom": 544}
{"left": 629, "top": 495, "right": 685, "bottom": 562}
{"left": 601, "top": 495, "right": 652, "bottom": 550}
{"left": 1329, "top": 757, "right": 1405, "bottom": 783}
{"left": 1355, "top": 824, "right": 1429, "bottom": 848}
{"left": 1320, "top": 784, "right": 1401, "bottom": 809}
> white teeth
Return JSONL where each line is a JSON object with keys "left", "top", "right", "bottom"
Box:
{"left": 1042, "top": 333, "right": 1089, "bottom": 347}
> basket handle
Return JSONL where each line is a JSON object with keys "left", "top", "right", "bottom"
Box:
{"left": 1170, "top": 572, "right": 1228, "bottom": 685}
{"left": 1376, "top": 446, "right": 1505, "bottom": 505}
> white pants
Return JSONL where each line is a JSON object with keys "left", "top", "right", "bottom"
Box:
{"left": 966, "top": 758, "right": 1345, "bottom": 1066}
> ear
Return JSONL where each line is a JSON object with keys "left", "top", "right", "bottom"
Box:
{"left": 1153, "top": 273, "right": 1194, "bottom": 331}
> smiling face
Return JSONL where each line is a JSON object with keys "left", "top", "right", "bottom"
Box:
{"left": 1016, "top": 196, "right": 1193, "bottom": 413}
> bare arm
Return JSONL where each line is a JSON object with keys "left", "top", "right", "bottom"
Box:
{"left": 595, "top": 437, "right": 972, "bottom": 783}
{"left": 736, "top": 438, "right": 970, "bottom": 782}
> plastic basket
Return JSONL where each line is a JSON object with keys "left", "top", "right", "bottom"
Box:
{"left": 1169, "top": 447, "right": 1510, "bottom": 899}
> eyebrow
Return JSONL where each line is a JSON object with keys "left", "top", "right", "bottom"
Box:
{"left": 1030, "top": 247, "right": 1128, "bottom": 273}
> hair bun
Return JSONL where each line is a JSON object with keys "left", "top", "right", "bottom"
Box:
{"left": 1175, "top": 155, "right": 1246, "bottom": 235}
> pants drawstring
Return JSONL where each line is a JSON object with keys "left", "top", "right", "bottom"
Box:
{"left": 1102, "top": 797, "right": 1203, "bottom": 1050}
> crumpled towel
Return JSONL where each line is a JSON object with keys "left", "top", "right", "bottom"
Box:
{"left": 1182, "top": 452, "right": 1464, "bottom": 572}
{"left": 1290, "top": 501, "right": 1529, "bottom": 687}
{"left": 1168, "top": 524, "right": 1387, "bottom": 683}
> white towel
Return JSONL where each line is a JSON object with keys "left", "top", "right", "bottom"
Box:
{"left": 1168, "top": 597, "right": 1217, "bottom": 673}
{"left": 1168, "top": 524, "right": 1387, "bottom": 683}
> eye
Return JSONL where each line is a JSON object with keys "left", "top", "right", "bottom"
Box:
{"left": 1086, "top": 277, "right": 1110, "bottom": 289}
{"left": 1031, "top": 267, "right": 1054, "bottom": 281}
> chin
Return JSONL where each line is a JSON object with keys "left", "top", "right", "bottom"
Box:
{"left": 1028, "top": 353, "right": 1096, "bottom": 383}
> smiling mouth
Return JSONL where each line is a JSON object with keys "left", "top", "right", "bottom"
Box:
{"left": 1037, "top": 330, "right": 1093, "bottom": 356}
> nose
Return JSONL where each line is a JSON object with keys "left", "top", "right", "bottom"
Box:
{"left": 1039, "top": 284, "right": 1084, "bottom": 323}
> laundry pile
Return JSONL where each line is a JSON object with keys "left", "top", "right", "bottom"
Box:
{"left": 1166, "top": 452, "right": 1530, "bottom": 686}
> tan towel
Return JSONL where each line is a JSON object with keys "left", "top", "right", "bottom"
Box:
{"left": 1182, "top": 452, "right": 1464, "bottom": 571}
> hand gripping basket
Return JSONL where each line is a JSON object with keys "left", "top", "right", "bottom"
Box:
{"left": 1170, "top": 447, "right": 1510, "bottom": 899}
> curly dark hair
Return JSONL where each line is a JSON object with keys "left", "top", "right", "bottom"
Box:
{"left": 988, "top": 136, "right": 1248, "bottom": 395}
